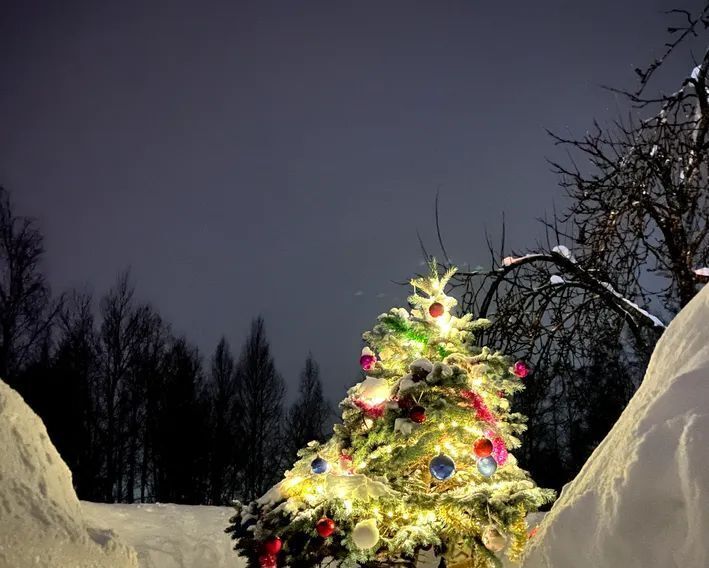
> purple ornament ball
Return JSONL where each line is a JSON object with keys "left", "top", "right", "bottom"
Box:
{"left": 360, "top": 354, "right": 377, "bottom": 371}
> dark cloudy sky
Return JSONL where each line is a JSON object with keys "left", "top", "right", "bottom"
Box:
{"left": 1, "top": 0, "right": 701, "bottom": 402}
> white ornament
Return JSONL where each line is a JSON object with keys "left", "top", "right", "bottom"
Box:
{"left": 352, "top": 518, "right": 379, "bottom": 549}
{"left": 394, "top": 417, "right": 418, "bottom": 436}
{"left": 482, "top": 525, "right": 506, "bottom": 552}
{"left": 361, "top": 346, "right": 375, "bottom": 357}
{"left": 358, "top": 377, "right": 390, "bottom": 405}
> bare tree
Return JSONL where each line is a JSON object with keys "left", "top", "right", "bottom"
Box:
{"left": 437, "top": 6, "right": 709, "bottom": 489}
{"left": 97, "top": 271, "right": 150, "bottom": 501}
{"left": 49, "top": 291, "right": 101, "bottom": 500}
{"left": 152, "top": 336, "right": 208, "bottom": 504}
{"left": 0, "top": 187, "right": 60, "bottom": 383}
{"left": 124, "top": 304, "right": 167, "bottom": 502}
{"left": 207, "top": 336, "right": 239, "bottom": 504}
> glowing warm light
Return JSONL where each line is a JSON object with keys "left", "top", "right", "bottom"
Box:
{"left": 358, "top": 376, "right": 390, "bottom": 405}
{"left": 436, "top": 316, "right": 452, "bottom": 335}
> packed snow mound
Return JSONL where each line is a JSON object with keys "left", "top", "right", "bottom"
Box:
{"left": 522, "top": 284, "right": 709, "bottom": 568}
{"left": 82, "top": 502, "right": 237, "bottom": 568}
{"left": 0, "top": 379, "right": 138, "bottom": 568}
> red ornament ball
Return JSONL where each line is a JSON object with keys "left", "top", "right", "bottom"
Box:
{"left": 429, "top": 302, "right": 445, "bottom": 318}
{"left": 409, "top": 405, "right": 427, "bottom": 424}
{"left": 473, "top": 437, "right": 493, "bottom": 458}
{"left": 262, "top": 536, "right": 282, "bottom": 555}
{"left": 316, "top": 517, "right": 336, "bottom": 538}
{"left": 359, "top": 354, "right": 376, "bottom": 371}
{"left": 513, "top": 360, "right": 529, "bottom": 378}
{"left": 259, "top": 554, "right": 277, "bottom": 568}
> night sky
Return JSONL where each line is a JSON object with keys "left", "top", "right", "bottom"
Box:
{"left": 1, "top": 0, "right": 700, "bottom": 403}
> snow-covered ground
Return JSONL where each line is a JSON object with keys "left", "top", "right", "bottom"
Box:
{"left": 0, "top": 380, "right": 138, "bottom": 568}
{"left": 522, "top": 283, "right": 709, "bottom": 568}
{"left": 82, "top": 502, "right": 238, "bottom": 568}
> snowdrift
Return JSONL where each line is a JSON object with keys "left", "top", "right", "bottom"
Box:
{"left": 82, "top": 502, "right": 236, "bottom": 568}
{"left": 0, "top": 379, "right": 138, "bottom": 568}
{"left": 522, "top": 284, "right": 709, "bottom": 568}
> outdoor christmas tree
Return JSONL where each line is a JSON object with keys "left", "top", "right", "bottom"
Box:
{"left": 227, "top": 265, "right": 555, "bottom": 568}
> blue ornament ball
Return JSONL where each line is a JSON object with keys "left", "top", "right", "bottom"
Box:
{"left": 429, "top": 453, "right": 456, "bottom": 481}
{"left": 311, "top": 456, "right": 329, "bottom": 474}
{"left": 477, "top": 455, "right": 498, "bottom": 477}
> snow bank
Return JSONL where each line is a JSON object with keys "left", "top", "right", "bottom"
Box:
{"left": 82, "top": 502, "right": 238, "bottom": 568}
{"left": 522, "top": 284, "right": 709, "bottom": 568}
{"left": 0, "top": 379, "right": 138, "bottom": 568}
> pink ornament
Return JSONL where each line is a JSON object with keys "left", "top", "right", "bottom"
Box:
{"left": 359, "top": 354, "right": 377, "bottom": 371}
{"left": 484, "top": 429, "right": 508, "bottom": 466}
{"left": 491, "top": 436, "right": 508, "bottom": 466}
{"left": 513, "top": 360, "right": 529, "bottom": 378}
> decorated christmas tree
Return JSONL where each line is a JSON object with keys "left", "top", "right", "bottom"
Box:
{"left": 227, "top": 265, "right": 555, "bottom": 568}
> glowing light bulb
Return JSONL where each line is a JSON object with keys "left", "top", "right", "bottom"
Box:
{"left": 436, "top": 316, "right": 452, "bottom": 335}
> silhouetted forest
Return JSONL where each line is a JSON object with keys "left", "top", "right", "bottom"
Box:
{"left": 0, "top": 186, "right": 330, "bottom": 505}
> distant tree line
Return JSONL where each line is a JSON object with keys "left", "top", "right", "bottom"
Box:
{"left": 0, "top": 186, "right": 330, "bottom": 505}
